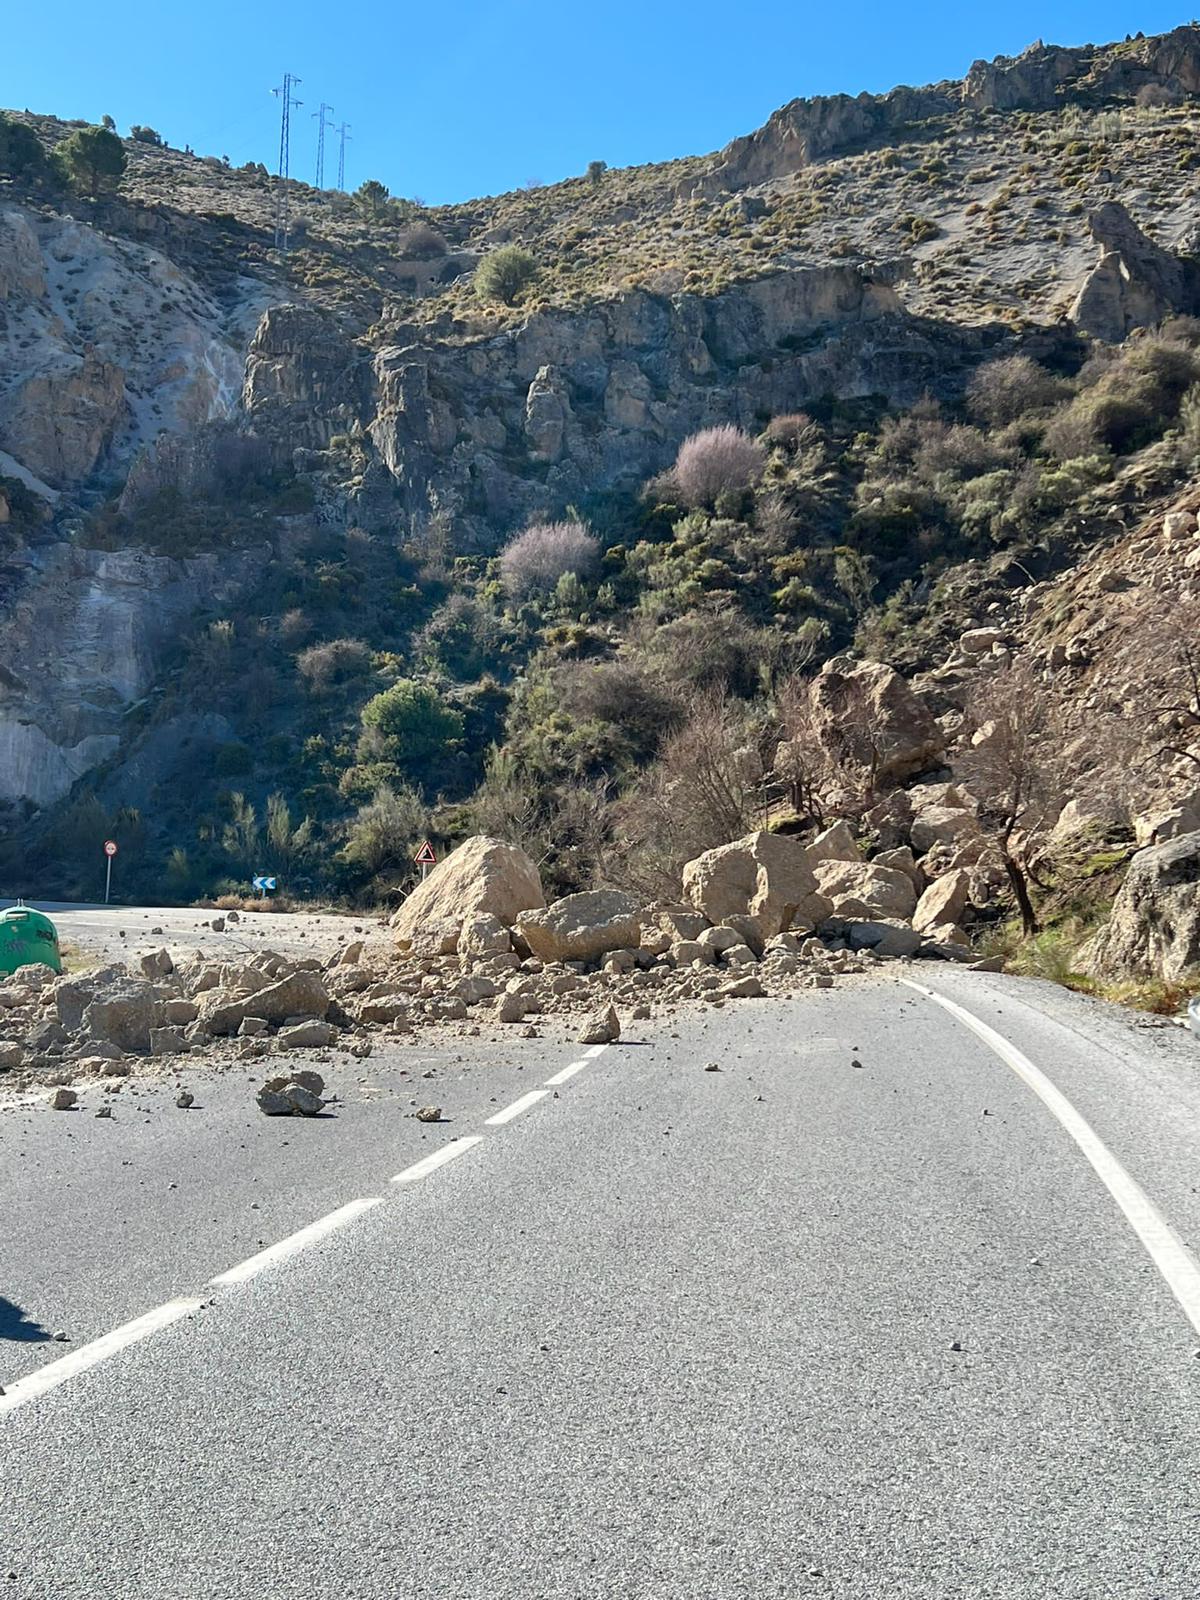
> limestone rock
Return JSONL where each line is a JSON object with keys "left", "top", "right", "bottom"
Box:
{"left": 578, "top": 1005, "right": 621, "bottom": 1044}
{"left": 276, "top": 1020, "right": 337, "bottom": 1050}
{"left": 912, "top": 869, "right": 971, "bottom": 935}
{"left": 458, "top": 913, "right": 512, "bottom": 957}
{"left": 80, "top": 980, "right": 158, "bottom": 1054}
{"left": 806, "top": 819, "right": 860, "bottom": 866}
{"left": 1069, "top": 202, "right": 1200, "bottom": 343}
{"left": 910, "top": 806, "right": 980, "bottom": 855}
{"left": 812, "top": 859, "right": 918, "bottom": 921}
{"left": 844, "top": 919, "right": 921, "bottom": 958}
{"left": 1081, "top": 832, "right": 1200, "bottom": 981}
{"left": 516, "top": 890, "right": 641, "bottom": 964}
{"left": 683, "top": 831, "right": 827, "bottom": 938}
{"left": 391, "top": 836, "right": 544, "bottom": 954}
{"left": 809, "top": 657, "right": 944, "bottom": 788}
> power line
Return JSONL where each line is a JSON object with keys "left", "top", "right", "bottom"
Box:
{"left": 270, "top": 72, "right": 302, "bottom": 252}
{"left": 312, "top": 102, "right": 335, "bottom": 190}
{"left": 337, "top": 121, "right": 352, "bottom": 191}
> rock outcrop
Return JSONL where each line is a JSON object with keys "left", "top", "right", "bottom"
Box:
{"left": 1082, "top": 832, "right": 1200, "bottom": 982}
{"left": 1069, "top": 202, "right": 1200, "bottom": 342}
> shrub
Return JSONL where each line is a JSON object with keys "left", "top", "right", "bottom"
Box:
{"left": 499, "top": 521, "right": 599, "bottom": 600}
{"left": 340, "top": 784, "right": 430, "bottom": 879}
{"left": 474, "top": 245, "right": 537, "bottom": 305}
{"left": 359, "top": 679, "right": 464, "bottom": 779}
{"left": 672, "top": 425, "right": 765, "bottom": 509}
{"left": 966, "top": 356, "right": 1068, "bottom": 426}
{"left": 763, "top": 412, "right": 818, "bottom": 450}
{"left": 0, "top": 113, "right": 46, "bottom": 179}
{"left": 129, "top": 125, "right": 164, "bottom": 146}
{"left": 586, "top": 160, "right": 608, "bottom": 185}
{"left": 396, "top": 223, "right": 448, "bottom": 259}
{"left": 53, "top": 125, "right": 126, "bottom": 196}
{"left": 296, "top": 636, "right": 372, "bottom": 693}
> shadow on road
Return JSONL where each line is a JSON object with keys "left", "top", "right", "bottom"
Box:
{"left": 0, "top": 1296, "right": 52, "bottom": 1343}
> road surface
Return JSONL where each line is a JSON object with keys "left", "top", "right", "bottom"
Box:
{"left": 4, "top": 970, "right": 1200, "bottom": 1597}
{"left": 0, "top": 898, "right": 381, "bottom": 965}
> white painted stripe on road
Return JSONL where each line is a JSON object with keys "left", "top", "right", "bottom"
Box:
{"left": 485, "top": 1089, "right": 549, "bottom": 1126}
{"left": 902, "top": 977, "right": 1200, "bottom": 1338}
{"left": 582, "top": 1043, "right": 609, "bottom": 1059}
{"left": 208, "top": 1198, "right": 383, "bottom": 1287}
{"left": 545, "top": 1058, "right": 589, "bottom": 1086}
{"left": 391, "top": 1135, "right": 483, "bottom": 1184}
{"left": 0, "top": 1297, "right": 204, "bottom": 1416}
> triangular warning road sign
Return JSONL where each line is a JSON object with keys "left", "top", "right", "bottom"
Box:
{"left": 414, "top": 840, "right": 437, "bottom": 865}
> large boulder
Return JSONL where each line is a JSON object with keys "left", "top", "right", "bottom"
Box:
{"left": 912, "top": 869, "right": 971, "bottom": 935}
{"left": 683, "top": 831, "right": 829, "bottom": 938}
{"left": 811, "top": 859, "right": 918, "bottom": 922}
{"left": 80, "top": 979, "right": 158, "bottom": 1053}
{"left": 805, "top": 819, "right": 859, "bottom": 866}
{"left": 391, "top": 836, "right": 545, "bottom": 954}
{"left": 809, "top": 657, "right": 944, "bottom": 789}
{"left": 1069, "top": 201, "right": 1200, "bottom": 343}
{"left": 516, "top": 890, "right": 642, "bottom": 964}
{"left": 1082, "top": 832, "right": 1200, "bottom": 982}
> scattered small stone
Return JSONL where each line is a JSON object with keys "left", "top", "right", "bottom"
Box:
{"left": 851, "top": 1058, "right": 863, "bottom": 1069}
{"left": 578, "top": 1005, "right": 620, "bottom": 1045}
{"left": 94, "top": 1105, "right": 112, "bottom": 1119}
{"left": 704, "top": 1062, "right": 721, "bottom": 1072}
{"left": 415, "top": 1105, "right": 443, "bottom": 1123}
{"left": 175, "top": 1090, "right": 194, "bottom": 1109}
{"left": 50, "top": 1087, "right": 77, "bottom": 1110}
{"left": 51, "top": 1330, "right": 68, "bottom": 1343}
{"left": 949, "top": 1339, "right": 963, "bottom": 1353}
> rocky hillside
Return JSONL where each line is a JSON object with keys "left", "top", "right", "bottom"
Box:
{"left": 5, "top": 25, "right": 1200, "bottom": 977}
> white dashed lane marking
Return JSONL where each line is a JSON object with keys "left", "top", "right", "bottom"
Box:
{"left": 208, "top": 1198, "right": 384, "bottom": 1287}
{"left": 3, "top": 1043, "right": 613, "bottom": 1413}
{"left": 391, "top": 1135, "right": 484, "bottom": 1184}
{"left": 485, "top": 1089, "right": 549, "bottom": 1126}
{"left": 0, "top": 1298, "right": 205, "bottom": 1416}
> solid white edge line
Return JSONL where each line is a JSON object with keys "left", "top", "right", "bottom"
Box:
{"left": 0, "top": 1297, "right": 204, "bottom": 1416}
{"left": 208, "top": 1197, "right": 383, "bottom": 1287}
{"left": 485, "top": 1089, "right": 549, "bottom": 1127}
{"left": 901, "top": 977, "right": 1200, "bottom": 1338}
{"left": 391, "top": 1135, "right": 483, "bottom": 1184}
{"left": 545, "top": 1059, "right": 589, "bottom": 1087}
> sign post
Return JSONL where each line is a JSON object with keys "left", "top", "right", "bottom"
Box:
{"left": 103, "top": 839, "right": 118, "bottom": 905}
{"left": 414, "top": 840, "right": 437, "bottom": 881}
{"left": 252, "top": 875, "right": 278, "bottom": 900}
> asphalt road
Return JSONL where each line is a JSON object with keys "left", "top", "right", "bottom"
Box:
{"left": 4, "top": 972, "right": 1200, "bottom": 1598}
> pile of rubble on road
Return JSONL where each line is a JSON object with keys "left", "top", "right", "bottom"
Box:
{"left": 0, "top": 830, "right": 993, "bottom": 1099}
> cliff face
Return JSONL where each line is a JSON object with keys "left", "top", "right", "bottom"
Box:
{"left": 5, "top": 24, "right": 1200, "bottom": 824}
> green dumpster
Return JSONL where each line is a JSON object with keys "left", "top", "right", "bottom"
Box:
{"left": 0, "top": 905, "right": 62, "bottom": 975}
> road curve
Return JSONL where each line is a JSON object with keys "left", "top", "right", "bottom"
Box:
{"left": 4, "top": 974, "right": 1200, "bottom": 1598}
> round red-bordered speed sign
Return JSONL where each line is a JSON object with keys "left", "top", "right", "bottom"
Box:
{"left": 103, "top": 840, "right": 118, "bottom": 858}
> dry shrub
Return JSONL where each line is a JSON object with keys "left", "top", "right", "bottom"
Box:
{"left": 764, "top": 412, "right": 819, "bottom": 450}
{"left": 966, "top": 356, "right": 1068, "bottom": 427}
{"left": 296, "top": 637, "right": 372, "bottom": 693}
{"left": 499, "top": 521, "right": 599, "bottom": 601}
{"left": 396, "top": 223, "right": 449, "bottom": 259}
{"left": 557, "top": 660, "right": 684, "bottom": 760}
{"left": 608, "top": 692, "right": 767, "bottom": 898}
{"left": 672, "top": 425, "right": 765, "bottom": 508}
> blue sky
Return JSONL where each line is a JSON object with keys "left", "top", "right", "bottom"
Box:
{"left": 3, "top": 2, "right": 1193, "bottom": 203}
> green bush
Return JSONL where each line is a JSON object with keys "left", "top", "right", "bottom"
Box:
{"left": 53, "top": 125, "right": 126, "bottom": 196}
{"left": 358, "top": 679, "right": 464, "bottom": 783}
{"left": 474, "top": 246, "right": 537, "bottom": 306}
{"left": 0, "top": 113, "right": 46, "bottom": 179}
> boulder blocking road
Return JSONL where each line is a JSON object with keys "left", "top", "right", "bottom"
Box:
{"left": 4, "top": 970, "right": 1200, "bottom": 1597}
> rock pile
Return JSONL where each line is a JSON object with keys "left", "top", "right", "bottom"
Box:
{"left": 0, "top": 822, "right": 994, "bottom": 1098}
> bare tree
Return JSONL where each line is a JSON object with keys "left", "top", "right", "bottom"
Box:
{"left": 957, "top": 663, "right": 1068, "bottom": 936}
{"left": 1154, "top": 643, "right": 1200, "bottom": 771}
